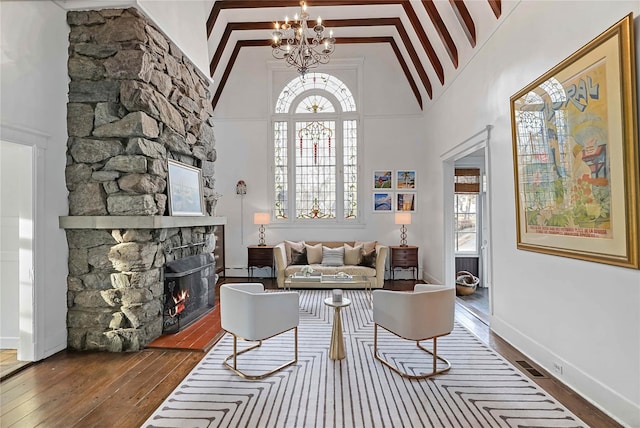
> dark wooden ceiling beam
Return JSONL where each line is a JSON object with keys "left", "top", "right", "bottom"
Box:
{"left": 211, "top": 39, "right": 266, "bottom": 110}
{"left": 488, "top": 0, "right": 501, "bottom": 18}
{"left": 421, "top": 0, "right": 458, "bottom": 68}
{"left": 206, "top": 0, "right": 502, "bottom": 106}
{"left": 211, "top": 37, "right": 424, "bottom": 111}
{"left": 449, "top": 0, "right": 476, "bottom": 47}
{"left": 207, "top": 0, "right": 395, "bottom": 37}
{"left": 210, "top": 18, "right": 432, "bottom": 100}
{"left": 207, "top": 0, "right": 444, "bottom": 83}
{"left": 399, "top": 2, "right": 444, "bottom": 84}
{"left": 384, "top": 18, "right": 433, "bottom": 97}
{"left": 210, "top": 21, "right": 272, "bottom": 76}
{"left": 326, "top": 18, "right": 432, "bottom": 97}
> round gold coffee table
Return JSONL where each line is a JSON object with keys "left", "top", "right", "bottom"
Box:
{"left": 324, "top": 297, "right": 351, "bottom": 360}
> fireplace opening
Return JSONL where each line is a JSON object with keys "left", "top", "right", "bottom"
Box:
{"left": 163, "top": 253, "right": 216, "bottom": 334}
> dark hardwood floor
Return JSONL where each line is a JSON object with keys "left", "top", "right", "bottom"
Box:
{"left": 0, "top": 278, "right": 621, "bottom": 427}
{"left": 456, "top": 286, "right": 490, "bottom": 324}
{"left": 0, "top": 350, "right": 31, "bottom": 381}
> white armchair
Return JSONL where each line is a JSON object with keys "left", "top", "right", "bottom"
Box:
{"left": 372, "top": 284, "right": 455, "bottom": 379}
{"left": 220, "top": 283, "right": 299, "bottom": 379}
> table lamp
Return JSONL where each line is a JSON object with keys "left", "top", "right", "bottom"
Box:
{"left": 395, "top": 212, "right": 411, "bottom": 246}
{"left": 253, "top": 212, "right": 270, "bottom": 246}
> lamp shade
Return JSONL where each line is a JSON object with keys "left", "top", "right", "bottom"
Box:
{"left": 254, "top": 212, "right": 271, "bottom": 225}
{"left": 395, "top": 212, "right": 412, "bottom": 225}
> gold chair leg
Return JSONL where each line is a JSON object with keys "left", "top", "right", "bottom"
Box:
{"left": 223, "top": 327, "right": 298, "bottom": 380}
{"left": 373, "top": 324, "right": 451, "bottom": 379}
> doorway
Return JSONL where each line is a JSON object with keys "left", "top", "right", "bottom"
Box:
{"left": 442, "top": 127, "right": 492, "bottom": 324}
{"left": 0, "top": 140, "right": 35, "bottom": 376}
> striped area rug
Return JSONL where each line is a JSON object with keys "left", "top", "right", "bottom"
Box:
{"left": 143, "top": 290, "right": 587, "bottom": 427}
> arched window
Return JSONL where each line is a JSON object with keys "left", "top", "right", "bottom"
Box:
{"left": 273, "top": 73, "right": 359, "bottom": 222}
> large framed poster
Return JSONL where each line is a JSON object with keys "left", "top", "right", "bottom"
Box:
{"left": 510, "top": 14, "right": 638, "bottom": 269}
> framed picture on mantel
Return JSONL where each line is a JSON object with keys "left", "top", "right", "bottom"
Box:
{"left": 167, "top": 159, "right": 205, "bottom": 216}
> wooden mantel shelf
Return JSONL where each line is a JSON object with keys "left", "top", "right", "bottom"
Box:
{"left": 59, "top": 215, "right": 227, "bottom": 230}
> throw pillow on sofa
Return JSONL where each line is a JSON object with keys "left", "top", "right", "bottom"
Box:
{"left": 355, "top": 240, "right": 377, "bottom": 254}
{"left": 344, "top": 243, "right": 363, "bottom": 265}
{"left": 305, "top": 243, "right": 323, "bottom": 264}
{"left": 322, "top": 246, "right": 344, "bottom": 266}
{"left": 284, "top": 240, "right": 305, "bottom": 264}
{"left": 359, "top": 249, "right": 376, "bottom": 268}
{"left": 291, "top": 247, "right": 308, "bottom": 265}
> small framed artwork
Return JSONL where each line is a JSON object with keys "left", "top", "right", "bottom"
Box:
{"left": 167, "top": 159, "right": 205, "bottom": 216}
{"left": 373, "top": 170, "right": 392, "bottom": 189}
{"left": 373, "top": 192, "right": 393, "bottom": 212}
{"left": 396, "top": 192, "right": 416, "bottom": 212}
{"left": 396, "top": 170, "right": 416, "bottom": 189}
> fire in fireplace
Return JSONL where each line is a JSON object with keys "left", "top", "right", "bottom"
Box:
{"left": 168, "top": 289, "right": 189, "bottom": 318}
{"left": 163, "top": 253, "right": 216, "bottom": 334}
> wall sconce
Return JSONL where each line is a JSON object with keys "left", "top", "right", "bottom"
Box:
{"left": 394, "top": 212, "right": 411, "bottom": 246}
{"left": 253, "top": 212, "right": 271, "bottom": 246}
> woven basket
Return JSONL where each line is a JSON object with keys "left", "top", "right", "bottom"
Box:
{"left": 456, "top": 271, "right": 479, "bottom": 296}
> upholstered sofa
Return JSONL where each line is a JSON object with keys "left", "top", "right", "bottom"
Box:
{"left": 274, "top": 240, "right": 388, "bottom": 289}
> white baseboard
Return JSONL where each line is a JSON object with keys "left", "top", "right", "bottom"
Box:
{"left": 41, "top": 342, "right": 66, "bottom": 360}
{"left": 0, "top": 337, "right": 19, "bottom": 349}
{"left": 421, "top": 271, "right": 443, "bottom": 285}
{"left": 491, "top": 316, "right": 639, "bottom": 428}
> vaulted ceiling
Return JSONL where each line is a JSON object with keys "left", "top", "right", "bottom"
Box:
{"left": 206, "top": 0, "right": 503, "bottom": 111}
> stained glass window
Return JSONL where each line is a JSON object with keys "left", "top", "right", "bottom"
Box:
{"left": 275, "top": 73, "right": 356, "bottom": 113}
{"left": 273, "top": 73, "right": 359, "bottom": 222}
{"left": 274, "top": 121, "right": 288, "bottom": 218}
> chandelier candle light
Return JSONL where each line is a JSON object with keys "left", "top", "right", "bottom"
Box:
{"left": 395, "top": 212, "right": 412, "bottom": 247}
{"left": 271, "top": 2, "right": 335, "bottom": 76}
{"left": 254, "top": 212, "right": 271, "bottom": 246}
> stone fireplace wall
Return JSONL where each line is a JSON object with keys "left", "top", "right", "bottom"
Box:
{"left": 65, "top": 8, "right": 218, "bottom": 351}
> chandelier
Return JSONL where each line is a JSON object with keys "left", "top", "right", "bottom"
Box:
{"left": 271, "top": 2, "right": 335, "bottom": 76}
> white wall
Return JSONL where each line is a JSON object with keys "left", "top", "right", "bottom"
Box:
{"left": 0, "top": 0, "right": 70, "bottom": 359}
{"left": 137, "top": 0, "right": 211, "bottom": 76}
{"left": 53, "top": 1, "right": 211, "bottom": 77}
{"left": 213, "top": 43, "right": 425, "bottom": 276}
{"left": 422, "top": 2, "right": 640, "bottom": 426}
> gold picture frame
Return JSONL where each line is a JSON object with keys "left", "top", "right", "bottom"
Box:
{"left": 510, "top": 13, "right": 638, "bottom": 269}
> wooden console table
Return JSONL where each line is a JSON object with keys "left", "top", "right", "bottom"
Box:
{"left": 389, "top": 245, "right": 418, "bottom": 280}
{"left": 247, "top": 245, "right": 274, "bottom": 279}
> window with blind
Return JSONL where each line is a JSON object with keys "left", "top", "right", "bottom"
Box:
{"left": 454, "top": 168, "right": 480, "bottom": 253}
{"left": 272, "top": 73, "right": 359, "bottom": 223}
